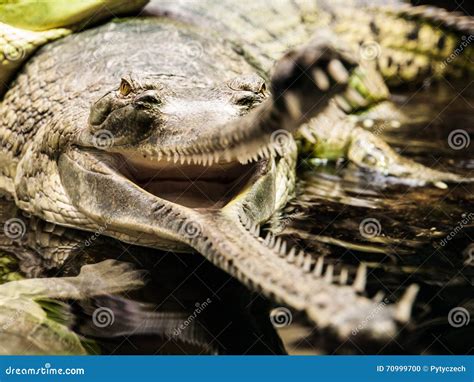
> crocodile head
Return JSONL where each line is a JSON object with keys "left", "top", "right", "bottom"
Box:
{"left": 74, "top": 74, "right": 274, "bottom": 209}
{"left": 57, "top": 71, "right": 296, "bottom": 248}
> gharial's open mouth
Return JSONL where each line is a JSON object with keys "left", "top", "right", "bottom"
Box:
{"left": 114, "top": 152, "right": 268, "bottom": 209}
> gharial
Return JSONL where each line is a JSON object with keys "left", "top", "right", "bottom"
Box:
{"left": 0, "top": 0, "right": 473, "bottom": 347}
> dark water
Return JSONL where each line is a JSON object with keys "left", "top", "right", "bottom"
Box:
{"left": 0, "top": 83, "right": 472, "bottom": 355}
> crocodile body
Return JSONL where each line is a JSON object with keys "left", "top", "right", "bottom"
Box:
{"left": 0, "top": 0, "right": 472, "bottom": 346}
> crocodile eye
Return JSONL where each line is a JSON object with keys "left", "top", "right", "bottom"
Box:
{"left": 119, "top": 78, "right": 132, "bottom": 96}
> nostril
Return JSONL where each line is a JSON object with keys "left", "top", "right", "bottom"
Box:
{"left": 134, "top": 90, "right": 161, "bottom": 106}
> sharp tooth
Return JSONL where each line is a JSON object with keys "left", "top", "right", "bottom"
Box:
{"left": 339, "top": 267, "right": 349, "bottom": 284}
{"left": 324, "top": 264, "right": 334, "bottom": 283}
{"left": 346, "top": 87, "right": 366, "bottom": 106}
{"left": 264, "top": 232, "right": 272, "bottom": 245}
{"left": 312, "top": 68, "right": 330, "bottom": 90}
{"left": 286, "top": 247, "right": 296, "bottom": 259}
{"left": 253, "top": 225, "right": 260, "bottom": 237}
{"left": 335, "top": 95, "right": 352, "bottom": 112}
{"left": 327, "top": 59, "right": 349, "bottom": 83}
{"left": 296, "top": 250, "right": 305, "bottom": 267}
{"left": 353, "top": 263, "right": 367, "bottom": 292}
{"left": 279, "top": 241, "right": 287, "bottom": 255}
{"left": 373, "top": 291, "right": 385, "bottom": 303}
{"left": 313, "top": 257, "right": 324, "bottom": 277}
{"left": 273, "top": 237, "right": 282, "bottom": 252}
{"left": 284, "top": 91, "right": 302, "bottom": 120}
{"left": 303, "top": 254, "right": 312, "bottom": 272}
{"left": 287, "top": 248, "right": 296, "bottom": 263}
{"left": 394, "top": 284, "right": 419, "bottom": 323}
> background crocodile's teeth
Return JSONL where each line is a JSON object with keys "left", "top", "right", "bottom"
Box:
{"left": 345, "top": 87, "right": 367, "bottom": 107}
{"left": 334, "top": 95, "right": 351, "bottom": 112}
{"left": 394, "top": 284, "right": 419, "bottom": 323}
{"left": 353, "top": 263, "right": 367, "bottom": 292}
{"left": 284, "top": 91, "right": 302, "bottom": 120}
{"left": 373, "top": 291, "right": 385, "bottom": 303}
{"left": 312, "top": 68, "right": 330, "bottom": 91}
{"left": 327, "top": 59, "right": 349, "bottom": 83}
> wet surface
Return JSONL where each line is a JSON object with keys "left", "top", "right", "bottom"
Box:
{"left": 0, "top": 82, "right": 472, "bottom": 355}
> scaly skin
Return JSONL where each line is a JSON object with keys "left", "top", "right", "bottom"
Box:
{"left": 0, "top": 2, "right": 472, "bottom": 344}
{"left": 0, "top": 0, "right": 148, "bottom": 95}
